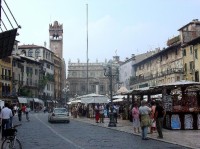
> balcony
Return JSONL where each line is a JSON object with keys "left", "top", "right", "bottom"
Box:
{"left": 130, "top": 68, "right": 184, "bottom": 85}
{"left": 24, "top": 82, "right": 39, "bottom": 88}
{"left": 1, "top": 75, "right": 12, "bottom": 81}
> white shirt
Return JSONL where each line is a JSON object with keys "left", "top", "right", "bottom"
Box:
{"left": 1, "top": 107, "right": 13, "bottom": 119}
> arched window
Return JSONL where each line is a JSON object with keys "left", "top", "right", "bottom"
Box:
{"left": 28, "top": 49, "right": 33, "bottom": 57}
{"left": 35, "top": 49, "right": 40, "bottom": 58}
{"left": 21, "top": 50, "right": 26, "bottom": 56}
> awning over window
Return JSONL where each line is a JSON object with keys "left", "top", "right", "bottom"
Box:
{"left": 18, "top": 97, "right": 27, "bottom": 103}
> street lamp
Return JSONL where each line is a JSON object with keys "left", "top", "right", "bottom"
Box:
{"left": 104, "top": 61, "right": 119, "bottom": 127}
{"left": 63, "top": 86, "right": 70, "bottom": 106}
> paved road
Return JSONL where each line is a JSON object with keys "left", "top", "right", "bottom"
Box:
{"left": 12, "top": 112, "right": 190, "bottom": 149}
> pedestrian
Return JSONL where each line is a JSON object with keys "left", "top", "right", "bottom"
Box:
{"left": 113, "top": 104, "right": 118, "bottom": 123}
{"left": 150, "top": 100, "right": 156, "bottom": 133}
{"left": 13, "top": 105, "right": 17, "bottom": 115}
{"left": 1, "top": 103, "right": 13, "bottom": 140}
{"left": 18, "top": 107, "right": 22, "bottom": 121}
{"left": 155, "top": 100, "right": 165, "bottom": 139}
{"left": 22, "top": 105, "right": 26, "bottom": 114}
{"left": 99, "top": 104, "right": 104, "bottom": 123}
{"left": 139, "top": 100, "right": 152, "bottom": 140}
{"left": 43, "top": 106, "right": 47, "bottom": 113}
{"left": 132, "top": 103, "right": 140, "bottom": 133}
{"left": 95, "top": 104, "right": 100, "bottom": 123}
{"left": 25, "top": 106, "right": 30, "bottom": 121}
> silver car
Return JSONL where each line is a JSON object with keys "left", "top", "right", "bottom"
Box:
{"left": 48, "top": 108, "right": 70, "bottom": 123}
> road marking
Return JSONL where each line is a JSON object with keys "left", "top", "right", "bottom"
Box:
{"left": 34, "top": 114, "right": 84, "bottom": 149}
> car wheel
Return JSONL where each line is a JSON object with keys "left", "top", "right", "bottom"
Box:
{"left": 66, "top": 120, "right": 70, "bottom": 123}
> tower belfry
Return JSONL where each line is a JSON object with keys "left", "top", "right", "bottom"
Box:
{"left": 49, "top": 21, "right": 63, "bottom": 58}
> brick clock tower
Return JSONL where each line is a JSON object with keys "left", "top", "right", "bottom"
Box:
{"left": 49, "top": 21, "right": 66, "bottom": 102}
{"left": 49, "top": 21, "right": 63, "bottom": 58}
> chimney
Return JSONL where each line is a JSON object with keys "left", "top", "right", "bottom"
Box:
{"left": 44, "top": 41, "right": 46, "bottom": 48}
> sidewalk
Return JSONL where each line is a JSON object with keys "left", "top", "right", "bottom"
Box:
{"left": 72, "top": 116, "right": 200, "bottom": 149}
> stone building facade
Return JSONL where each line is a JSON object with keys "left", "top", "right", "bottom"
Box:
{"left": 18, "top": 45, "right": 55, "bottom": 100}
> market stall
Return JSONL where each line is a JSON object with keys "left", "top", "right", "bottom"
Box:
{"left": 155, "top": 80, "right": 200, "bottom": 130}
{"left": 123, "top": 80, "right": 200, "bottom": 130}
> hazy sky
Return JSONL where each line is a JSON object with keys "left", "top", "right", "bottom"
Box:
{"left": 3, "top": 0, "right": 200, "bottom": 63}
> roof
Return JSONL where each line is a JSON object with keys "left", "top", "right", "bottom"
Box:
{"left": 134, "top": 42, "right": 181, "bottom": 66}
{"left": 18, "top": 44, "right": 53, "bottom": 53}
{"left": 178, "top": 19, "right": 200, "bottom": 31}
{"left": 123, "top": 80, "right": 200, "bottom": 95}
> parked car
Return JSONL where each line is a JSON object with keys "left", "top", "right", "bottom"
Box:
{"left": 48, "top": 108, "right": 70, "bottom": 123}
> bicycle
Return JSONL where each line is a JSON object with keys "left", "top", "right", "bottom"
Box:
{"left": 1, "top": 124, "right": 22, "bottom": 149}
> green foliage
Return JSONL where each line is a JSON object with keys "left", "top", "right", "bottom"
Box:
{"left": 19, "top": 87, "right": 32, "bottom": 97}
{"left": 39, "top": 76, "right": 48, "bottom": 90}
{"left": 46, "top": 73, "right": 54, "bottom": 82}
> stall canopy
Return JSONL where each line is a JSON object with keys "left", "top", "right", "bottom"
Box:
{"left": 18, "top": 97, "right": 27, "bottom": 103}
{"left": 80, "top": 93, "right": 110, "bottom": 104}
{"left": 116, "top": 86, "right": 128, "bottom": 94}
{"left": 112, "top": 95, "right": 127, "bottom": 99}
{"left": 33, "top": 98, "right": 40, "bottom": 102}
{"left": 113, "top": 98, "right": 124, "bottom": 102}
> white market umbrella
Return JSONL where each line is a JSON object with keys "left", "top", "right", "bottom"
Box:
{"left": 80, "top": 93, "right": 110, "bottom": 104}
{"left": 116, "top": 86, "right": 128, "bottom": 94}
{"left": 113, "top": 98, "right": 124, "bottom": 102}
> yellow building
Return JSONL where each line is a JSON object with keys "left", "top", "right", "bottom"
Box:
{"left": 182, "top": 36, "right": 200, "bottom": 82}
{"left": 0, "top": 56, "right": 13, "bottom": 102}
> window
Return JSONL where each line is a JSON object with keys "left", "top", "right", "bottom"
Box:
{"left": 91, "top": 85, "right": 95, "bottom": 92}
{"left": 47, "top": 84, "right": 50, "bottom": 90}
{"left": 47, "top": 64, "right": 50, "bottom": 69}
{"left": 81, "top": 85, "right": 86, "bottom": 92}
{"left": 190, "top": 46, "right": 193, "bottom": 54}
{"left": 184, "top": 63, "right": 187, "bottom": 72}
{"left": 182, "top": 49, "right": 186, "bottom": 56}
{"left": 21, "top": 50, "right": 26, "bottom": 56}
{"left": 28, "top": 49, "right": 33, "bottom": 57}
{"left": 175, "top": 49, "right": 178, "bottom": 55}
{"left": 195, "top": 49, "right": 198, "bottom": 59}
{"left": 35, "top": 69, "right": 38, "bottom": 75}
{"left": 35, "top": 49, "right": 40, "bottom": 58}
{"left": 189, "top": 61, "right": 194, "bottom": 70}
{"left": 100, "top": 85, "right": 104, "bottom": 92}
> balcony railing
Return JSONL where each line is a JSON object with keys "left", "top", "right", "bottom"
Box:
{"left": 1, "top": 75, "right": 12, "bottom": 81}
{"left": 130, "top": 68, "right": 184, "bottom": 85}
{"left": 24, "top": 82, "right": 39, "bottom": 88}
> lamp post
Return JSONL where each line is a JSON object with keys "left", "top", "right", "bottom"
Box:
{"left": 104, "top": 62, "right": 118, "bottom": 127}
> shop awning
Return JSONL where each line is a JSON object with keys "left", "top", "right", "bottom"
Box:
{"left": 33, "top": 98, "right": 40, "bottom": 102}
{"left": 18, "top": 97, "right": 27, "bottom": 103}
{"left": 47, "top": 100, "right": 53, "bottom": 103}
{"left": 52, "top": 100, "right": 58, "bottom": 103}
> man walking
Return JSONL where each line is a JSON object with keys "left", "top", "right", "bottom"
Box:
{"left": 1, "top": 103, "right": 13, "bottom": 139}
{"left": 155, "top": 100, "right": 165, "bottom": 139}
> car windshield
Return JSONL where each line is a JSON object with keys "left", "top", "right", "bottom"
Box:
{"left": 54, "top": 108, "right": 66, "bottom": 113}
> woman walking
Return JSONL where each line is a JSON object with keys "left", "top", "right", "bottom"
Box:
{"left": 132, "top": 103, "right": 140, "bottom": 133}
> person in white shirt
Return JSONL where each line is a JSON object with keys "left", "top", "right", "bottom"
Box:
{"left": 1, "top": 103, "right": 13, "bottom": 139}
